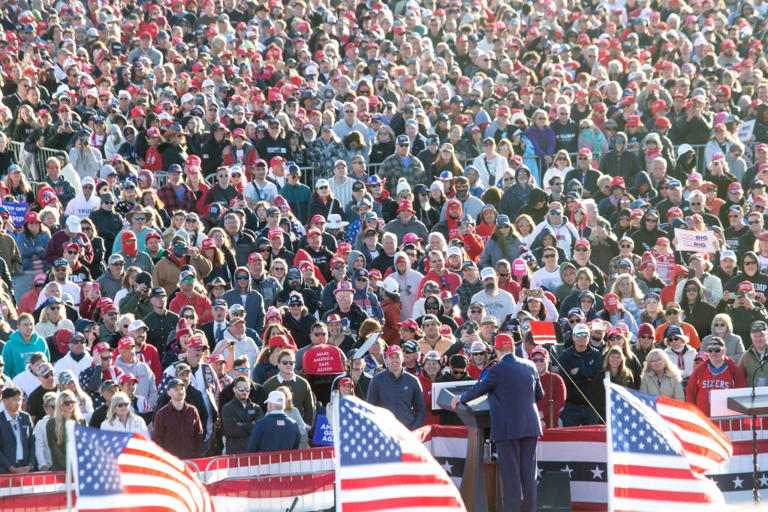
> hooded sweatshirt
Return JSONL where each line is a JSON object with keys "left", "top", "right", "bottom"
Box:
{"left": 434, "top": 199, "right": 462, "bottom": 240}
{"left": 64, "top": 177, "right": 101, "bottom": 219}
{"left": 2, "top": 330, "right": 50, "bottom": 378}
{"left": 388, "top": 251, "right": 424, "bottom": 319}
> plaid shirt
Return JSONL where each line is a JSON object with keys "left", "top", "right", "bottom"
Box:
{"left": 158, "top": 183, "right": 199, "bottom": 213}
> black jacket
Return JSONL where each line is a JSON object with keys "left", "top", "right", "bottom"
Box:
{"left": 221, "top": 398, "right": 264, "bottom": 454}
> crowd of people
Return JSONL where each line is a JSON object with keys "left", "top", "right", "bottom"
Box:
{"left": 0, "top": 0, "right": 765, "bottom": 478}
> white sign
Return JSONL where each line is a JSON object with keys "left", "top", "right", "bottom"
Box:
{"left": 737, "top": 119, "right": 755, "bottom": 143}
{"left": 710, "top": 387, "right": 768, "bottom": 417}
{"left": 674, "top": 228, "right": 716, "bottom": 252}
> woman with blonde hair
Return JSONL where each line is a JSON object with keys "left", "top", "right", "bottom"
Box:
{"left": 609, "top": 274, "right": 644, "bottom": 323}
{"left": 639, "top": 348, "right": 685, "bottom": 399}
{"left": 57, "top": 369, "right": 94, "bottom": 421}
{"left": 46, "top": 390, "right": 86, "bottom": 471}
{"left": 276, "top": 386, "right": 309, "bottom": 448}
{"left": 701, "top": 314, "right": 745, "bottom": 361}
{"left": 36, "top": 298, "right": 75, "bottom": 339}
{"left": 269, "top": 258, "right": 288, "bottom": 288}
{"left": 101, "top": 391, "right": 149, "bottom": 437}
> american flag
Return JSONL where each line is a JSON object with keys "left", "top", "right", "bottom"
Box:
{"left": 607, "top": 383, "right": 732, "bottom": 511}
{"left": 334, "top": 395, "right": 466, "bottom": 511}
{"left": 69, "top": 423, "right": 213, "bottom": 512}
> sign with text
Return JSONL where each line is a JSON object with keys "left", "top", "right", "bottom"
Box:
{"left": 674, "top": 228, "right": 716, "bottom": 252}
{"left": 2, "top": 201, "right": 29, "bottom": 228}
{"left": 312, "top": 414, "right": 333, "bottom": 446}
{"left": 737, "top": 119, "right": 755, "bottom": 143}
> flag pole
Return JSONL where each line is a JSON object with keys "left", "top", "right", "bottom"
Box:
{"left": 604, "top": 372, "right": 614, "bottom": 512}
{"left": 65, "top": 420, "right": 76, "bottom": 512}
{"left": 332, "top": 393, "right": 342, "bottom": 512}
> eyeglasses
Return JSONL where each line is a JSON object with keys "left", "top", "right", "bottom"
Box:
{"left": 531, "top": 357, "right": 546, "bottom": 363}
{"left": 574, "top": 247, "right": 589, "bottom": 252}
{"left": 706, "top": 347, "right": 722, "bottom": 354}
{"left": 573, "top": 333, "right": 589, "bottom": 338}
{"left": 543, "top": 254, "right": 556, "bottom": 259}
{"left": 116, "top": 402, "right": 129, "bottom": 408}
{"left": 750, "top": 220, "right": 763, "bottom": 225}
{"left": 183, "top": 314, "right": 195, "bottom": 320}
{"left": 451, "top": 370, "right": 466, "bottom": 376}
{"left": 638, "top": 334, "right": 654, "bottom": 339}
{"left": 134, "top": 215, "right": 146, "bottom": 221}
{"left": 67, "top": 251, "right": 78, "bottom": 255}
{"left": 236, "top": 275, "right": 249, "bottom": 280}
{"left": 313, "top": 331, "right": 328, "bottom": 337}
{"left": 63, "top": 400, "right": 76, "bottom": 406}
{"left": 235, "top": 387, "right": 249, "bottom": 392}
{"left": 234, "top": 367, "right": 249, "bottom": 373}
{"left": 577, "top": 157, "right": 589, "bottom": 160}
{"left": 549, "top": 210, "right": 562, "bottom": 215}
{"left": 280, "top": 360, "right": 295, "bottom": 365}
{"left": 568, "top": 318, "right": 581, "bottom": 324}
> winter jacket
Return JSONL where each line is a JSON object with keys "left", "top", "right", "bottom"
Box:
{"left": 15, "top": 230, "right": 50, "bottom": 272}
{"left": 222, "top": 270, "right": 266, "bottom": 333}
{"left": 152, "top": 252, "right": 213, "bottom": 296}
{"left": 738, "top": 346, "right": 768, "bottom": 386}
{"left": 479, "top": 235, "right": 525, "bottom": 269}
{"left": 639, "top": 370, "right": 685, "bottom": 400}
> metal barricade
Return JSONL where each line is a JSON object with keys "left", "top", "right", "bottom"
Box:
{"left": 0, "top": 471, "right": 66, "bottom": 497}
{"left": 9, "top": 141, "right": 69, "bottom": 182}
{"left": 202, "top": 446, "right": 334, "bottom": 484}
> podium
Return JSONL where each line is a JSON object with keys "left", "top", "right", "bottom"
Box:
{"left": 727, "top": 394, "right": 768, "bottom": 504}
{"left": 437, "top": 386, "right": 501, "bottom": 511}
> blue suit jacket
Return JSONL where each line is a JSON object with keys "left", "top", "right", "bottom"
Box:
{"left": 0, "top": 411, "right": 35, "bottom": 472}
{"left": 461, "top": 353, "right": 544, "bottom": 441}
{"left": 246, "top": 412, "right": 301, "bottom": 453}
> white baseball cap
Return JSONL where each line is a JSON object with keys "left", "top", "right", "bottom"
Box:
{"left": 480, "top": 267, "right": 496, "bottom": 280}
{"left": 265, "top": 390, "right": 286, "bottom": 407}
{"left": 377, "top": 276, "right": 399, "bottom": 295}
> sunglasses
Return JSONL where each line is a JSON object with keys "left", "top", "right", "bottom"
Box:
{"left": 116, "top": 402, "right": 130, "bottom": 408}
{"left": 638, "top": 334, "right": 654, "bottom": 339}
{"left": 531, "top": 357, "right": 546, "bottom": 363}
{"left": 451, "top": 370, "right": 466, "bottom": 376}
{"left": 667, "top": 336, "right": 681, "bottom": 341}
{"left": 235, "top": 387, "right": 249, "bottom": 392}
{"left": 280, "top": 360, "right": 295, "bottom": 365}
{"left": 706, "top": 347, "right": 722, "bottom": 354}
{"left": 543, "top": 254, "right": 556, "bottom": 259}
{"left": 63, "top": 400, "right": 76, "bottom": 406}
{"left": 234, "top": 367, "right": 249, "bottom": 373}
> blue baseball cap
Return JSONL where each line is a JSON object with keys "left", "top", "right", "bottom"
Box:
{"left": 664, "top": 324, "right": 683, "bottom": 338}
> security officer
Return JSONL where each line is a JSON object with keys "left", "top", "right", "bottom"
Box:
{"left": 246, "top": 390, "right": 301, "bottom": 452}
{"left": 452, "top": 333, "right": 544, "bottom": 512}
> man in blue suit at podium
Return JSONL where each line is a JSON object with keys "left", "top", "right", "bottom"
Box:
{"left": 452, "top": 332, "right": 544, "bottom": 512}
